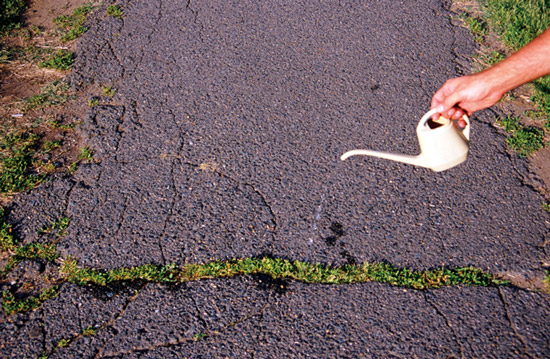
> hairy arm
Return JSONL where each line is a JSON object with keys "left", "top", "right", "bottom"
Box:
{"left": 431, "top": 27, "right": 550, "bottom": 122}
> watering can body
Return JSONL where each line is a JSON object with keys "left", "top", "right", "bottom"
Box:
{"left": 341, "top": 109, "right": 470, "bottom": 172}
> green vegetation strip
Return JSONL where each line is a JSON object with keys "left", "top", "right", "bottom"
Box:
{"left": 60, "top": 256, "right": 506, "bottom": 290}
{"left": 0, "top": 210, "right": 509, "bottom": 316}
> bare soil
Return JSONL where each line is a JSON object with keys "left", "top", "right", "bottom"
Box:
{"left": 0, "top": 0, "right": 91, "bottom": 205}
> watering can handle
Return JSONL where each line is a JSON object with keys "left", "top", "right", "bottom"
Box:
{"left": 419, "top": 109, "right": 470, "bottom": 140}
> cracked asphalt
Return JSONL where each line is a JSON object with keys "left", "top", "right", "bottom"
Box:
{"left": 2, "top": 0, "right": 550, "bottom": 357}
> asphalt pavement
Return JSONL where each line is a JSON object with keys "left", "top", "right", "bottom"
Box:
{"left": 2, "top": 0, "right": 550, "bottom": 357}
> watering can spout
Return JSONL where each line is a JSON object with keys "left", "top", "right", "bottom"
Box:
{"left": 340, "top": 150, "right": 428, "bottom": 168}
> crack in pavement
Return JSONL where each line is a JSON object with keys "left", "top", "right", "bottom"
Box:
{"left": 424, "top": 292, "right": 463, "bottom": 359}
{"left": 92, "top": 283, "right": 147, "bottom": 359}
{"left": 498, "top": 287, "right": 537, "bottom": 359}
{"left": 93, "top": 286, "right": 270, "bottom": 358}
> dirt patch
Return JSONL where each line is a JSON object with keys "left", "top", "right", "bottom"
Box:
{"left": 25, "top": 0, "right": 88, "bottom": 31}
{"left": 0, "top": 0, "right": 93, "bottom": 204}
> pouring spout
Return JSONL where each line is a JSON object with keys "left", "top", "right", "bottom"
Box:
{"left": 340, "top": 149, "right": 428, "bottom": 168}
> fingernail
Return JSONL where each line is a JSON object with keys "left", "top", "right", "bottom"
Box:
{"left": 436, "top": 105, "right": 444, "bottom": 113}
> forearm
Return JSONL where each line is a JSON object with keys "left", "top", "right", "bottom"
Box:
{"left": 480, "top": 27, "right": 550, "bottom": 94}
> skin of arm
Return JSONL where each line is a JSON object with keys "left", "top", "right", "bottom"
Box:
{"left": 431, "top": 27, "right": 550, "bottom": 125}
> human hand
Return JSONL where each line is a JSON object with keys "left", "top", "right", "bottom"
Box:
{"left": 431, "top": 72, "right": 506, "bottom": 127}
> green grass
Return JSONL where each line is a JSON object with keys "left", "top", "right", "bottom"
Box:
{"left": 82, "top": 325, "right": 97, "bottom": 336}
{"left": 78, "top": 147, "right": 93, "bottom": 161}
{"left": 42, "top": 140, "right": 62, "bottom": 153}
{"left": 467, "top": 16, "right": 488, "bottom": 43}
{"left": 0, "top": 0, "right": 26, "bottom": 32}
{"left": 39, "top": 50, "right": 74, "bottom": 70}
{"left": 480, "top": 0, "right": 550, "bottom": 51}
{"left": 1, "top": 286, "right": 58, "bottom": 315}
{"left": 0, "top": 131, "right": 45, "bottom": 193}
{"left": 497, "top": 116, "right": 545, "bottom": 157}
{"left": 87, "top": 98, "right": 99, "bottom": 107}
{"left": 60, "top": 256, "right": 506, "bottom": 290}
{"left": 54, "top": 4, "right": 94, "bottom": 42}
{"left": 506, "top": 127, "right": 545, "bottom": 157}
{"left": 24, "top": 80, "right": 73, "bottom": 110}
{"left": 38, "top": 217, "right": 71, "bottom": 237}
{"left": 106, "top": 5, "right": 123, "bottom": 19}
{"left": 101, "top": 85, "right": 116, "bottom": 97}
{"left": 480, "top": 0, "right": 550, "bottom": 123}
{"left": 1, "top": 242, "right": 59, "bottom": 277}
{"left": 0, "top": 207, "right": 16, "bottom": 251}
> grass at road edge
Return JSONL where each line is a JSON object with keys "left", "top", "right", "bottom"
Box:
{"left": 479, "top": 0, "right": 550, "bottom": 125}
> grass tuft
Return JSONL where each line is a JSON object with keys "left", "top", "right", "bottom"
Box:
{"left": 39, "top": 50, "right": 74, "bottom": 70}
{"left": 78, "top": 147, "right": 93, "bottom": 161}
{"left": 497, "top": 116, "right": 544, "bottom": 157}
{"left": 0, "top": 131, "right": 45, "bottom": 193}
{"left": 54, "top": 4, "right": 94, "bottom": 42}
{"left": 38, "top": 217, "right": 71, "bottom": 237}
{"left": 24, "top": 80, "right": 73, "bottom": 110}
{"left": 106, "top": 5, "right": 123, "bottom": 19}
{"left": 0, "top": 207, "right": 16, "bottom": 251}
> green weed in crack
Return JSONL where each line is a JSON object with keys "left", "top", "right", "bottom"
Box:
{"left": 82, "top": 325, "right": 98, "bottom": 336}
{"left": 1, "top": 286, "right": 58, "bottom": 315}
{"left": 106, "top": 5, "right": 123, "bottom": 19}
{"left": 60, "top": 257, "right": 177, "bottom": 286}
{"left": 38, "top": 217, "right": 71, "bottom": 238}
{"left": 78, "top": 147, "right": 93, "bottom": 161}
{"left": 61, "top": 256, "right": 506, "bottom": 290}
{"left": 1, "top": 242, "right": 59, "bottom": 277}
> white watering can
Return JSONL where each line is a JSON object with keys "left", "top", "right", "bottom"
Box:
{"left": 341, "top": 108, "right": 470, "bottom": 172}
